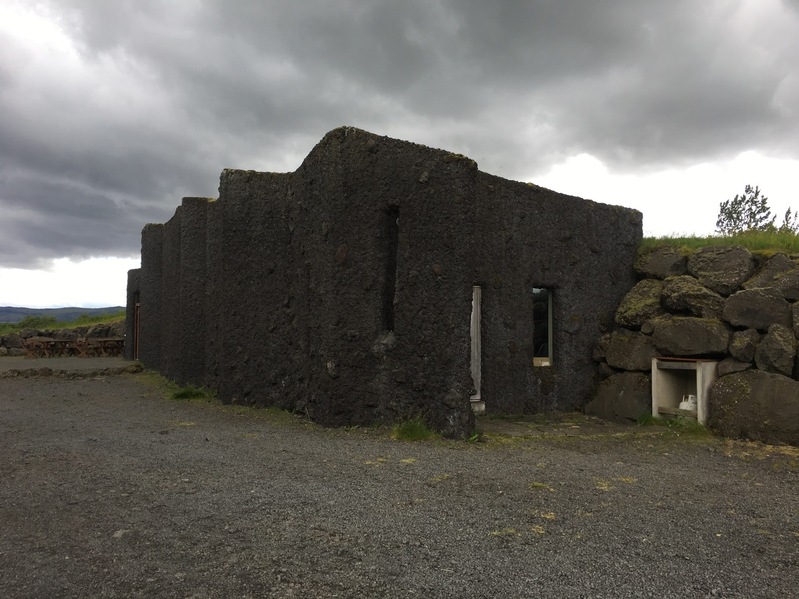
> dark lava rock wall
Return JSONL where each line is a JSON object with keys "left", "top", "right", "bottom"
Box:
{"left": 128, "top": 127, "right": 642, "bottom": 436}
{"left": 179, "top": 198, "right": 209, "bottom": 386}
{"left": 474, "top": 175, "right": 642, "bottom": 414}
{"left": 137, "top": 224, "right": 163, "bottom": 370}
{"left": 160, "top": 210, "right": 182, "bottom": 383}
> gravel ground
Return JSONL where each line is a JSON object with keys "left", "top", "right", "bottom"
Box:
{"left": 0, "top": 356, "right": 132, "bottom": 375}
{"left": 0, "top": 371, "right": 797, "bottom": 598}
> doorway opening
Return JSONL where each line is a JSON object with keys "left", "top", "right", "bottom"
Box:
{"left": 470, "top": 285, "right": 484, "bottom": 413}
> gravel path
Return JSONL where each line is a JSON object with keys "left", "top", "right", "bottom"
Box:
{"left": 0, "top": 373, "right": 797, "bottom": 598}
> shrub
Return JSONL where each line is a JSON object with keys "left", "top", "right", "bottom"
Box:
{"left": 17, "top": 315, "right": 58, "bottom": 330}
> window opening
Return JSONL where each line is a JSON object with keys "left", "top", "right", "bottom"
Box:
{"left": 532, "top": 287, "right": 552, "bottom": 366}
{"left": 133, "top": 291, "right": 141, "bottom": 361}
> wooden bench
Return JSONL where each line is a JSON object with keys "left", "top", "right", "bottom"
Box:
{"left": 73, "top": 338, "right": 124, "bottom": 357}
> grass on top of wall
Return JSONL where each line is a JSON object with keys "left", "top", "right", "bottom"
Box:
{"left": 0, "top": 311, "right": 125, "bottom": 337}
{"left": 641, "top": 230, "right": 799, "bottom": 255}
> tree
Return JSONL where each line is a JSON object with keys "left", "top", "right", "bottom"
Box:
{"left": 777, "top": 207, "right": 799, "bottom": 234}
{"left": 715, "top": 185, "right": 774, "bottom": 235}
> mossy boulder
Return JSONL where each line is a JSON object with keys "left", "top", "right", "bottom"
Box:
{"left": 615, "top": 279, "right": 664, "bottom": 329}
{"left": 709, "top": 370, "right": 799, "bottom": 445}
{"left": 742, "top": 253, "right": 799, "bottom": 301}
{"left": 687, "top": 246, "right": 755, "bottom": 296}
{"left": 585, "top": 372, "right": 651, "bottom": 423}
{"left": 2, "top": 333, "right": 23, "bottom": 349}
{"left": 728, "top": 329, "right": 760, "bottom": 363}
{"left": 754, "top": 324, "right": 797, "bottom": 377}
{"left": 722, "top": 288, "right": 792, "bottom": 331}
{"left": 793, "top": 303, "right": 799, "bottom": 339}
{"left": 605, "top": 328, "right": 658, "bottom": 371}
{"left": 717, "top": 357, "right": 752, "bottom": 376}
{"left": 651, "top": 316, "right": 731, "bottom": 356}
{"left": 661, "top": 275, "right": 724, "bottom": 319}
{"left": 635, "top": 246, "right": 688, "bottom": 279}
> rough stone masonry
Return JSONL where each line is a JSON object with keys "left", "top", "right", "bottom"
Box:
{"left": 127, "top": 127, "right": 642, "bottom": 437}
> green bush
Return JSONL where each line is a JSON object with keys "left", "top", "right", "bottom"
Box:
{"left": 17, "top": 315, "right": 58, "bottom": 330}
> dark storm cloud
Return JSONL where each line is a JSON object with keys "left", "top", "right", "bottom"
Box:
{"left": 1, "top": 0, "right": 797, "bottom": 268}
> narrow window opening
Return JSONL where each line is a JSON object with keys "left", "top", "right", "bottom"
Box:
{"left": 532, "top": 287, "right": 553, "bottom": 367}
{"left": 132, "top": 291, "right": 141, "bottom": 360}
{"left": 382, "top": 206, "right": 399, "bottom": 330}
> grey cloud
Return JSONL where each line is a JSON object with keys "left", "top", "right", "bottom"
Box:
{"left": 1, "top": 0, "right": 798, "bottom": 269}
{"left": 0, "top": 171, "right": 170, "bottom": 268}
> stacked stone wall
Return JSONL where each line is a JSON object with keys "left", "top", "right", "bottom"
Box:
{"left": 588, "top": 245, "right": 799, "bottom": 444}
{"left": 0, "top": 321, "right": 126, "bottom": 357}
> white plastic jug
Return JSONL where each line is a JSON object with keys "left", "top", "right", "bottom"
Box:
{"left": 679, "top": 394, "right": 697, "bottom": 411}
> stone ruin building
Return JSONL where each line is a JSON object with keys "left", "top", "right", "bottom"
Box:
{"left": 126, "top": 127, "right": 642, "bottom": 437}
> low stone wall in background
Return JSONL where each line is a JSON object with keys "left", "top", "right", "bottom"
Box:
{"left": 587, "top": 245, "right": 799, "bottom": 445}
{"left": 0, "top": 321, "right": 126, "bottom": 357}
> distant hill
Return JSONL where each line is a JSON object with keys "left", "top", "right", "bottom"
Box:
{"left": 0, "top": 306, "right": 125, "bottom": 324}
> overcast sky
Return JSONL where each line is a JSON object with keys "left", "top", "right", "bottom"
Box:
{"left": 2, "top": 0, "right": 799, "bottom": 307}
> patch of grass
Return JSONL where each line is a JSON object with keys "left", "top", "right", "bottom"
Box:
{"left": 595, "top": 479, "right": 613, "bottom": 492}
{"left": 721, "top": 439, "right": 799, "bottom": 473}
{"left": 73, "top": 310, "right": 127, "bottom": 326}
{"left": 637, "top": 414, "right": 712, "bottom": 437}
{"left": 489, "top": 527, "right": 518, "bottom": 537}
{"left": 391, "top": 418, "right": 437, "bottom": 441}
{"left": 640, "top": 230, "right": 799, "bottom": 254}
{"left": 0, "top": 310, "right": 126, "bottom": 336}
{"left": 171, "top": 385, "right": 209, "bottom": 400}
{"left": 615, "top": 476, "right": 637, "bottom": 484}
{"left": 481, "top": 413, "right": 526, "bottom": 421}
{"left": 529, "top": 481, "right": 556, "bottom": 492}
{"left": 135, "top": 371, "right": 322, "bottom": 432}
{"left": 480, "top": 411, "right": 584, "bottom": 425}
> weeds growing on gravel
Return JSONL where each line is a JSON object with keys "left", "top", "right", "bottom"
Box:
{"left": 391, "top": 418, "right": 437, "bottom": 441}
{"left": 171, "top": 385, "right": 209, "bottom": 400}
{"left": 637, "top": 414, "right": 711, "bottom": 437}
